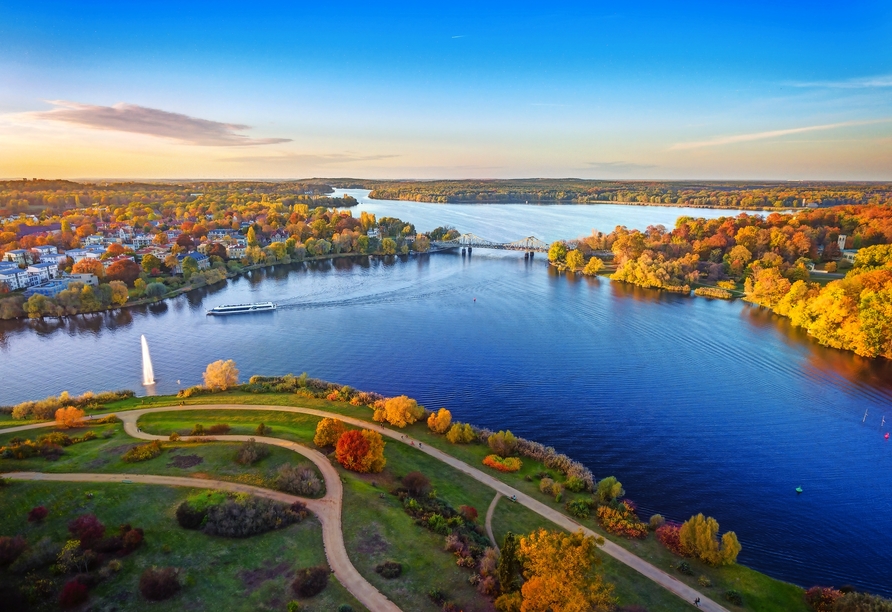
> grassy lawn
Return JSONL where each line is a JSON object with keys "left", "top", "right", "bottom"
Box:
{"left": 0, "top": 423, "right": 325, "bottom": 497}
{"left": 0, "top": 481, "right": 363, "bottom": 612}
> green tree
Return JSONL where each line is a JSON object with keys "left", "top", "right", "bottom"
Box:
{"left": 548, "top": 241, "right": 567, "bottom": 263}
{"left": 382, "top": 237, "right": 397, "bottom": 255}
{"left": 141, "top": 253, "right": 161, "bottom": 274}
{"left": 497, "top": 532, "right": 523, "bottom": 593}
{"left": 145, "top": 282, "right": 168, "bottom": 300}
{"left": 596, "top": 476, "right": 624, "bottom": 504}
{"left": 181, "top": 256, "right": 199, "bottom": 279}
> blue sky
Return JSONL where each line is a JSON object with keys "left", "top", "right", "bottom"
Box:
{"left": 1, "top": 1, "right": 890, "bottom": 179}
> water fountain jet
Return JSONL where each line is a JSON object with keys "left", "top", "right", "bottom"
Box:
{"left": 141, "top": 335, "right": 155, "bottom": 386}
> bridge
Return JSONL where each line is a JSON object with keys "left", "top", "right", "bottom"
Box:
{"left": 432, "top": 233, "right": 551, "bottom": 253}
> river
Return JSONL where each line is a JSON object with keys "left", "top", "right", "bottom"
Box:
{"left": 1, "top": 192, "right": 891, "bottom": 596}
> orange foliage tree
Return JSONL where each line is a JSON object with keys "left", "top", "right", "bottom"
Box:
{"left": 55, "top": 406, "right": 85, "bottom": 429}
{"left": 335, "top": 429, "right": 386, "bottom": 473}
{"left": 373, "top": 395, "right": 424, "bottom": 428}
{"left": 71, "top": 258, "right": 105, "bottom": 280}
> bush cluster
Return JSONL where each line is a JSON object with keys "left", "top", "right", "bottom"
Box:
{"left": 375, "top": 560, "right": 403, "bottom": 579}
{"left": 276, "top": 464, "right": 323, "bottom": 497}
{"left": 0, "top": 536, "right": 27, "bottom": 566}
{"left": 656, "top": 523, "right": 685, "bottom": 556}
{"left": 1, "top": 429, "right": 102, "bottom": 460}
{"left": 596, "top": 501, "right": 648, "bottom": 538}
{"left": 4, "top": 390, "right": 134, "bottom": 420}
{"left": 235, "top": 438, "right": 270, "bottom": 465}
{"left": 292, "top": 565, "right": 329, "bottom": 597}
{"left": 198, "top": 495, "right": 305, "bottom": 538}
{"left": 445, "top": 422, "right": 476, "bottom": 444}
{"left": 139, "top": 566, "right": 181, "bottom": 601}
{"left": 565, "top": 498, "right": 594, "bottom": 519}
{"left": 482, "top": 455, "right": 523, "bottom": 472}
{"left": 122, "top": 440, "right": 163, "bottom": 463}
{"left": 59, "top": 580, "right": 89, "bottom": 608}
{"left": 694, "top": 287, "right": 733, "bottom": 299}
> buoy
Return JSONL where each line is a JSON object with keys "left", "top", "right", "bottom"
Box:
{"left": 795, "top": 486, "right": 803, "bottom": 494}
{"left": 473, "top": 298, "right": 476, "bottom": 302}
{"left": 885, "top": 433, "right": 889, "bottom": 439}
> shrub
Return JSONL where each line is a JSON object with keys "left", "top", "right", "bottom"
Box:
{"left": 68, "top": 514, "right": 105, "bottom": 549}
{"left": 292, "top": 565, "right": 329, "bottom": 597}
{"left": 55, "top": 406, "right": 86, "bottom": 429}
{"left": 596, "top": 501, "right": 648, "bottom": 538}
{"left": 446, "top": 422, "right": 476, "bottom": 444}
{"left": 139, "top": 566, "right": 181, "bottom": 601}
{"left": 596, "top": 476, "right": 624, "bottom": 504}
{"left": 564, "top": 476, "right": 586, "bottom": 492}
{"left": 427, "top": 408, "right": 452, "bottom": 434}
{"left": 190, "top": 424, "right": 205, "bottom": 436}
{"left": 236, "top": 438, "right": 270, "bottom": 465}
{"left": 694, "top": 287, "right": 733, "bottom": 299}
{"left": 539, "top": 477, "right": 555, "bottom": 494}
{"left": 0, "top": 536, "right": 26, "bottom": 566}
{"left": 698, "top": 575, "right": 713, "bottom": 588}
{"left": 38, "top": 431, "right": 74, "bottom": 446}
{"left": 804, "top": 587, "right": 843, "bottom": 612}
{"left": 676, "top": 561, "right": 694, "bottom": 575}
{"left": 565, "top": 498, "right": 594, "bottom": 519}
{"left": 9, "top": 537, "right": 59, "bottom": 573}
{"left": 832, "top": 592, "right": 892, "bottom": 611}
{"left": 28, "top": 506, "right": 48, "bottom": 523}
{"left": 428, "top": 588, "right": 447, "bottom": 605}
{"left": 459, "top": 505, "right": 478, "bottom": 522}
{"left": 724, "top": 590, "right": 743, "bottom": 606}
{"left": 202, "top": 496, "right": 303, "bottom": 537}
{"left": 402, "top": 471, "right": 431, "bottom": 497}
{"left": 338, "top": 606, "right": 355, "bottom": 612}
{"left": 649, "top": 513, "right": 665, "bottom": 530}
{"left": 487, "top": 430, "right": 517, "bottom": 457}
{"left": 176, "top": 501, "right": 207, "bottom": 530}
{"left": 207, "top": 423, "right": 231, "bottom": 435}
{"left": 483, "top": 455, "right": 522, "bottom": 472}
{"left": 313, "top": 418, "right": 347, "bottom": 447}
{"left": 59, "top": 580, "right": 89, "bottom": 608}
{"left": 169, "top": 432, "right": 180, "bottom": 441}
{"left": 287, "top": 602, "right": 301, "bottom": 612}
{"left": 679, "top": 513, "right": 741, "bottom": 565}
{"left": 122, "top": 440, "right": 163, "bottom": 463}
{"left": 375, "top": 560, "right": 403, "bottom": 578}
{"left": 427, "top": 513, "right": 450, "bottom": 535}
{"left": 276, "top": 464, "right": 323, "bottom": 497}
{"left": 656, "top": 523, "right": 685, "bottom": 556}
{"left": 255, "top": 423, "right": 270, "bottom": 436}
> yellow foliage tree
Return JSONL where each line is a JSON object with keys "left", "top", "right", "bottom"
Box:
{"left": 360, "top": 429, "right": 386, "bottom": 473}
{"left": 678, "top": 513, "right": 741, "bottom": 566}
{"left": 515, "top": 529, "right": 615, "bottom": 612}
{"left": 108, "top": 280, "right": 129, "bottom": 306}
{"left": 55, "top": 406, "right": 85, "bottom": 429}
{"left": 582, "top": 257, "right": 603, "bottom": 276}
{"left": 313, "top": 417, "right": 347, "bottom": 447}
{"left": 565, "top": 249, "right": 584, "bottom": 270}
{"left": 375, "top": 395, "right": 424, "bottom": 428}
{"left": 203, "top": 359, "right": 239, "bottom": 390}
{"left": 427, "top": 408, "right": 452, "bottom": 434}
{"left": 446, "top": 422, "right": 476, "bottom": 444}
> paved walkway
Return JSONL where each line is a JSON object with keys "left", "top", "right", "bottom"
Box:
{"left": 5, "top": 404, "right": 726, "bottom": 611}
{"left": 485, "top": 492, "right": 502, "bottom": 551}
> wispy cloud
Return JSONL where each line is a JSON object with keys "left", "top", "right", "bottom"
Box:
{"left": 787, "top": 75, "right": 892, "bottom": 89}
{"left": 451, "top": 35, "right": 466, "bottom": 39}
{"left": 219, "top": 152, "right": 400, "bottom": 165}
{"left": 27, "top": 101, "right": 291, "bottom": 146}
{"left": 584, "top": 161, "right": 656, "bottom": 171}
{"left": 670, "top": 119, "right": 890, "bottom": 150}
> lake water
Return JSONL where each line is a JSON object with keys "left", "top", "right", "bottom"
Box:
{"left": 1, "top": 195, "right": 891, "bottom": 596}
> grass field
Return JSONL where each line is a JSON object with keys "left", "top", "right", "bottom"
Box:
{"left": 0, "top": 481, "right": 363, "bottom": 612}
{"left": 2, "top": 392, "right": 812, "bottom": 611}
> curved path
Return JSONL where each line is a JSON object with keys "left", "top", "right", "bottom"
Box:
{"left": 4, "top": 404, "right": 727, "bottom": 611}
{"left": 485, "top": 492, "right": 501, "bottom": 551}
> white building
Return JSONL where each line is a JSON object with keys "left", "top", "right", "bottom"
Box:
{"left": 0, "top": 264, "right": 31, "bottom": 291}
{"left": 64, "top": 247, "right": 105, "bottom": 263}
{"left": 27, "top": 262, "right": 59, "bottom": 283}
{"left": 3, "top": 249, "right": 32, "bottom": 265}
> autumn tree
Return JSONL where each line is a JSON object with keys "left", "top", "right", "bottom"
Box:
{"left": 108, "top": 280, "right": 129, "bottom": 306}
{"left": 548, "top": 241, "right": 567, "bottom": 263}
{"left": 313, "top": 418, "right": 347, "bottom": 447}
{"left": 141, "top": 253, "right": 162, "bottom": 274}
{"left": 203, "top": 359, "right": 239, "bottom": 390}
{"left": 582, "top": 257, "right": 603, "bottom": 276}
{"left": 678, "top": 513, "right": 741, "bottom": 566}
{"left": 381, "top": 237, "right": 397, "bottom": 255}
{"left": 335, "top": 429, "right": 386, "bottom": 473}
{"left": 487, "top": 430, "right": 517, "bottom": 457}
{"left": 565, "top": 249, "right": 584, "bottom": 270}
{"left": 373, "top": 395, "right": 424, "bottom": 428}
{"left": 72, "top": 258, "right": 105, "bottom": 280}
{"left": 596, "top": 476, "right": 624, "bottom": 504}
{"left": 427, "top": 408, "right": 452, "bottom": 434}
{"left": 106, "top": 259, "right": 141, "bottom": 285}
{"left": 506, "top": 528, "right": 614, "bottom": 612}
{"left": 446, "top": 422, "right": 476, "bottom": 444}
{"left": 55, "top": 406, "right": 85, "bottom": 429}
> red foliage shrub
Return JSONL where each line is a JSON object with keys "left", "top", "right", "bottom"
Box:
{"left": 656, "top": 522, "right": 686, "bottom": 556}
{"left": 28, "top": 506, "right": 48, "bottom": 523}
{"left": 139, "top": 566, "right": 181, "bottom": 601}
{"left": 459, "top": 505, "right": 478, "bottom": 522}
{"left": 596, "top": 501, "right": 648, "bottom": 538}
{"left": 804, "top": 586, "right": 843, "bottom": 612}
{"left": 0, "top": 535, "right": 27, "bottom": 566}
{"left": 335, "top": 430, "right": 370, "bottom": 472}
{"left": 59, "top": 580, "right": 88, "bottom": 608}
{"left": 68, "top": 514, "right": 105, "bottom": 549}
{"left": 122, "top": 527, "right": 144, "bottom": 551}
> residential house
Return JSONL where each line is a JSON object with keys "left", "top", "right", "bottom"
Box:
{"left": 132, "top": 234, "right": 153, "bottom": 249}
{"left": 27, "top": 262, "right": 59, "bottom": 283}
{"left": 67, "top": 273, "right": 99, "bottom": 286}
{"left": 84, "top": 234, "right": 107, "bottom": 246}
{"left": 0, "top": 263, "right": 31, "bottom": 291}
{"left": 842, "top": 249, "right": 860, "bottom": 265}
{"left": 226, "top": 243, "right": 247, "bottom": 259}
{"left": 64, "top": 247, "right": 105, "bottom": 263}
{"left": 175, "top": 252, "right": 210, "bottom": 274}
{"left": 366, "top": 228, "right": 381, "bottom": 239}
{"left": 3, "top": 249, "right": 32, "bottom": 265}
{"left": 24, "top": 278, "right": 74, "bottom": 298}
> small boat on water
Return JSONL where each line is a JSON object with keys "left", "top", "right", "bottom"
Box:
{"left": 796, "top": 486, "right": 803, "bottom": 494}
{"left": 206, "top": 302, "right": 277, "bottom": 316}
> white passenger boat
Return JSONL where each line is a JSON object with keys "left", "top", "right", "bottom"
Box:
{"left": 206, "top": 302, "right": 277, "bottom": 315}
